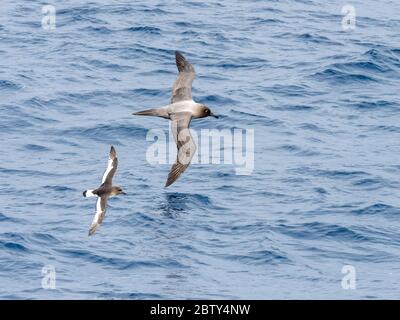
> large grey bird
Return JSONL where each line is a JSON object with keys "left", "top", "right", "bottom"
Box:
{"left": 83, "top": 146, "right": 125, "bottom": 235}
{"left": 133, "top": 51, "right": 218, "bottom": 187}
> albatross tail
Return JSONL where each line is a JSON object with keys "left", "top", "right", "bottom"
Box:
{"left": 132, "top": 106, "right": 169, "bottom": 118}
{"left": 132, "top": 109, "right": 160, "bottom": 116}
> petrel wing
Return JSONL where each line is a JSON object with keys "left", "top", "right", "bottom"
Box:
{"left": 165, "top": 112, "right": 196, "bottom": 187}
{"left": 171, "top": 51, "right": 196, "bottom": 104}
{"left": 88, "top": 196, "right": 108, "bottom": 236}
{"left": 101, "top": 146, "right": 118, "bottom": 185}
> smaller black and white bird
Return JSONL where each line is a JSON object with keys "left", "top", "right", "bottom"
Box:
{"left": 83, "top": 146, "right": 125, "bottom": 236}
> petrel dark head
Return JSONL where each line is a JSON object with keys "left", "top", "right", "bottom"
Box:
{"left": 200, "top": 105, "right": 219, "bottom": 119}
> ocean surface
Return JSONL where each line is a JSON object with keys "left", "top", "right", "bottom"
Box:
{"left": 1, "top": 0, "right": 400, "bottom": 299}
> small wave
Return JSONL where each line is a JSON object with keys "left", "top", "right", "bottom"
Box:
{"left": 56, "top": 248, "right": 187, "bottom": 270}
{"left": 350, "top": 100, "right": 394, "bottom": 111}
{"left": 43, "top": 185, "right": 77, "bottom": 192}
{"left": 0, "top": 240, "right": 30, "bottom": 253}
{"left": 275, "top": 222, "right": 370, "bottom": 242}
{"left": 351, "top": 203, "right": 400, "bottom": 217}
{"left": 81, "top": 26, "right": 114, "bottom": 34}
{"left": 222, "top": 249, "right": 291, "bottom": 265}
{"left": 298, "top": 33, "right": 340, "bottom": 45}
{"left": 352, "top": 177, "right": 386, "bottom": 189}
{"left": 230, "top": 110, "right": 283, "bottom": 126}
{"left": 31, "top": 232, "right": 61, "bottom": 244}
{"left": 313, "top": 48, "right": 400, "bottom": 84}
{"left": 313, "top": 68, "right": 378, "bottom": 83}
{"left": 0, "top": 213, "right": 13, "bottom": 222}
{"left": 158, "top": 192, "right": 214, "bottom": 217}
{"left": 250, "top": 17, "right": 284, "bottom": 25}
{"left": 0, "top": 80, "right": 20, "bottom": 91}
{"left": 124, "top": 26, "right": 162, "bottom": 34}
{"left": 0, "top": 167, "right": 60, "bottom": 178}
{"left": 23, "top": 144, "right": 50, "bottom": 152}
{"left": 60, "top": 123, "right": 147, "bottom": 141}
{"left": 294, "top": 168, "right": 369, "bottom": 180}
{"left": 279, "top": 144, "right": 319, "bottom": 157}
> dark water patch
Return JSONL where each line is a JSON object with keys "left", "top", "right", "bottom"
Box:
{"left": 312, "top": 47, "right": 400, "bottom": 84}
{"left": 298, "top": 123, "right": 327, "bottom": 133}
{"left": 56, "top": 248, "right": 187, "bottom": 270}
{"left": 60, "top": 123, "right": 147, "bottom": 141}
{"left": 313, "top": 68, "right": 378, "bottom": 84}
{"left": 229, "top": 221, "right": 271, "bottom": 235}
{"left": 51, "top": 138, "right": 81, "bottom": 148}
{"left": 174, "top": 21, "right": 204, "bottom": 28}
{"left": 215, "top": 185, "right": 247, "bottom": 192}
{"left": 43, "top": 185, "right": 77, "bottom": 192}
{"left": 0, "top": 213, "right": 13, "bottom": 222}
{"left": 250, "top": 17, "right": 284, "bottom": 25}
{"left": 199, "top": 94, "right": 237, "bottom": 105}
{"left": 80, "top": 57, "right": 136, "bottom": 72}
{"left": 278, "top": 144, "right": 319, "bottom": 157}
{"left": 352, "top": 177, "right": 386, "bottom": 189}
{"left": 369, "top": 125, "right": 400, "bottom": 133}
{"left": 158, "top": 193, "right": 213, "bottom": 217}
{"left": 124, "top": 26, "right": 162, "bottom": 34}
{"left": 97, "top": 291, "right": 163, "bottom": 299}
{"left": 81, "top": 26, "right": 114, "bottom": 34}
{"left": 350, "top": 100, "right": 394, "bottom": 111}
{"left": 274, "top": 222, "right": 370, "bottom": 242}
{"left": 351, "top": 203, "right": 400, "bottom": 217}
{"left": 230, "top": 110, "right": 283, "bottom": 126}
{"left": 314, "top": 187, "right": 328, "bottom": 194}
{"left": 267, "top": 84, "right": 317, "bottom": 97}
{"left": 31, "top": 232, "right": 61, "bottom": 244}
{"left": 222, "top": 249, "right": 291, "bottom": 265}
{"left": 127, "top": 88, "right": 166, "bottom": 98}
{"left": 215, "top": 57, "right": 268, "bottom": 70}
{"left": 293, "top": 168, "right": 369, "bottom": 180}
{"left": 273, "top": 104, "right": 315, "bottom": 111}
{"left": 297, "top": 33, "right": 340, "bottom": 45}
{"left": 0, "top": 80, "right": 20, "bottom": 91}
{"left": 1, "top": 241, "right": 30, "bottom": 253}
{"left": 0, "top": 167, "right": 60, "bottom": 178}
{"left": 23, "top": 144, "right": 50, "bottom": 152}
{"left": 363, "top": 48, "right": 400, "bottom": 68}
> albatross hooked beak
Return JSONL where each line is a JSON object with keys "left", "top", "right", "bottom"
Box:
{"left": 210, "top": 112, "right": 219, "bottom": 118}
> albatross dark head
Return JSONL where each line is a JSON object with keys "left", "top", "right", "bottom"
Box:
{"left": 199, "top": 105, "right": 219, "bottom": 119}
{"left": 111, "top": 186, "right": 126, "bottom": 196}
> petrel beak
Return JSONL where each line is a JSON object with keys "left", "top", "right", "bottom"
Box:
{"left": 210, "top": 112, "right": 219, "bottom": 119}
{"left": 121, "top": 192, "right": 127, "bottom": 195}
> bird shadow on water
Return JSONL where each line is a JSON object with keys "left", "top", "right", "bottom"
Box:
{"left": 158, "top": 193, "right": 191, "bottom": 218}
{"left": 158, "top": 192, "right": 208, "bottom": 218}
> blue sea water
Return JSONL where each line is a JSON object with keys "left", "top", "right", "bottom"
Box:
{"left": 1, "top": 0, "right": 400, "bottom": 299}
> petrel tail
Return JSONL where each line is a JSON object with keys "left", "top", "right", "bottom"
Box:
{"left": 83, "top": 189, "right": 95, "bottom": 197}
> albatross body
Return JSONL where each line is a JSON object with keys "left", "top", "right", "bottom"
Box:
{"left": 133, "top": 51, "right": 218, "bottom": 187}
{"left": 83, "top": 146, "right": 125, "bottom": 236}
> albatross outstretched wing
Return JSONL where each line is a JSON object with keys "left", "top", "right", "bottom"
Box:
{"left": 165, "top": 112, "right": 196, "bottom": 187}
{"left": 101, "top": 146, "right": 118, "bottom": 185}
{"left": 88, "top": 196, "right": 108, "bottom": 236}
{"left": 171, "top": 51, "right": 196, "bottom": 104}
